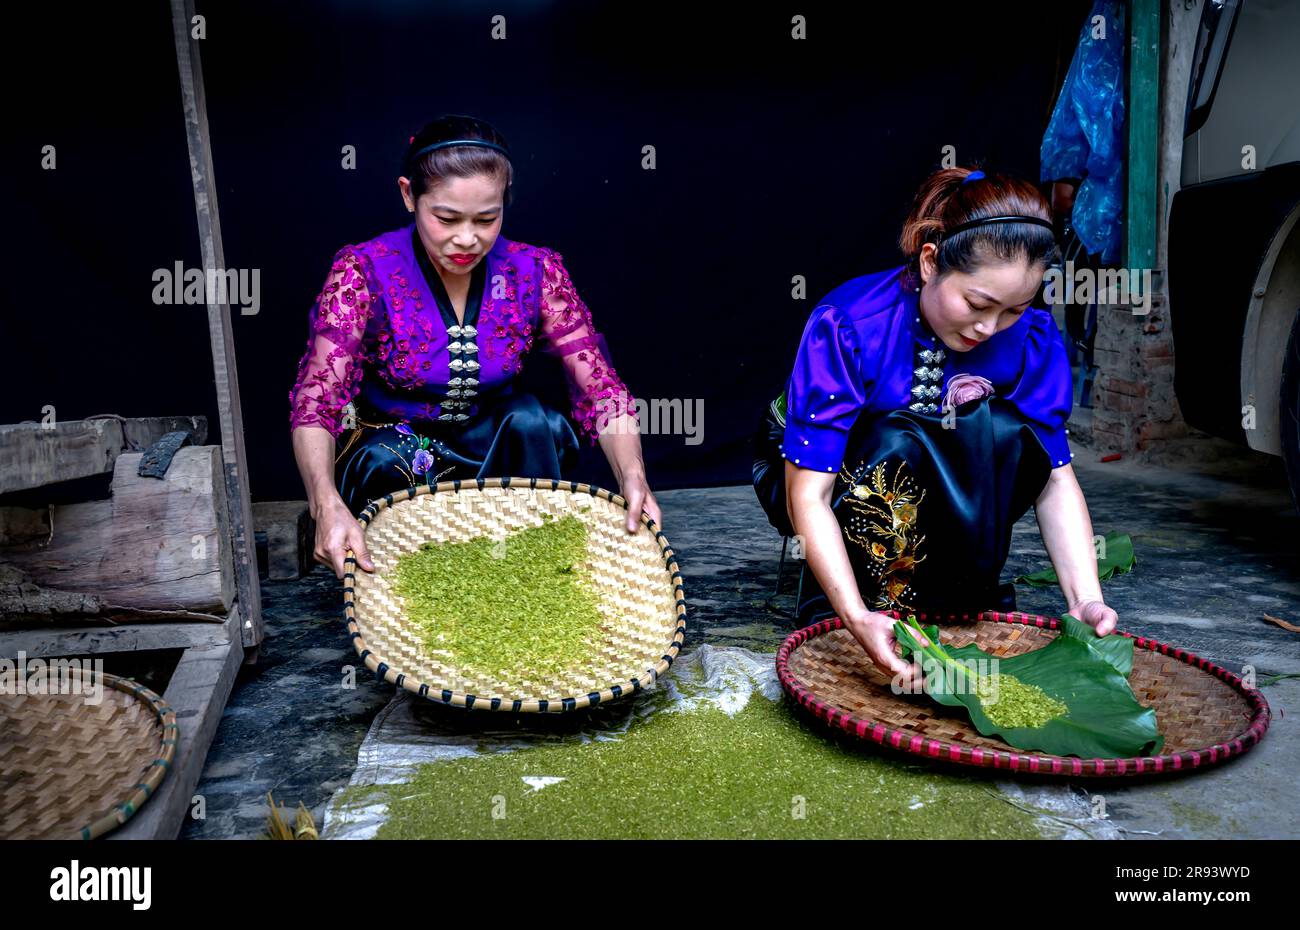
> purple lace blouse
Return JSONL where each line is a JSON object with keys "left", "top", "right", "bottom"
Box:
{"left": 289, "top": 224, "right": 634, "bottom": 443}
{"left": 781, "top": 265, "right": 1074, "bottom": 473}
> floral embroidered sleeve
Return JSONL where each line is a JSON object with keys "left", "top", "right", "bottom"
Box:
{"left": 288, "top": 249, "right": 373, "bottom": 440}
{"left": 535, "top": 248, "right": 635, "bottom": 443}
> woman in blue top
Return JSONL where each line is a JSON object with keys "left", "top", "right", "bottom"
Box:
{"left": 753, "top": 166, "right": 1118, "bottom": 686}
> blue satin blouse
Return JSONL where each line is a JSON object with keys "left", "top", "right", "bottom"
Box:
{"left": 781, "top": 265, "right": 1074, "bottom": 473}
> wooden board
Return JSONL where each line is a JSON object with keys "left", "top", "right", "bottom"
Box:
{"left": 170, "top": 0, "right": 264, "bottom": 648}
{"left": 122, "top": 415, "right": 207, "bottom": 452}
{"left": 0, "top": 417, "right": 210, "bottom": 497}
{"left": 2, "top": 446, "right": 235, "bottom": 612}
{"left": 253, "top": 500, "right": 313, "bottom": 580}
{"left": 0, "top": 620, "right": 230, "bottom": 660}
{"left": 0, "top": 420, "right": 123, "bottom": 495}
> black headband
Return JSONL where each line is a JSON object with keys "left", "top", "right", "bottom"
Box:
{"left": 406, "top": 138, "right": 511, "bottom": 169}
{"left": 940, "top": 214, "right": 1056, "bottom": 239}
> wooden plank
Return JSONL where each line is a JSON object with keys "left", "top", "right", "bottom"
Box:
{"left": 253, "top": 500, "right": 313, "bottom": 580}
{"left": 2, "top": 446, "right": 235, "bottom": 611}
{"left": 170, "top": 0, "right": 263, "bottom": 648}
{"left": 109, "top": 605, "right": 244, "bottom": 840}
{"left": 1126, "top": 0, "right": 1161, "bottom": 275}
{"left": 121, "top": 415, "right": 207, "bottom": 452}
{"left": 0, "top": 417, "right": 209, "bottom": 497}
{"left": 0, "top": 420, "right": 123, "bottom": 494}
{"left": 0, "top": 620, "right": 230, "bottom": 659}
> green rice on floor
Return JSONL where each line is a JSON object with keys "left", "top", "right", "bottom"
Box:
{"left": 329, "top": 649, "right": 1073, "bottom": 840}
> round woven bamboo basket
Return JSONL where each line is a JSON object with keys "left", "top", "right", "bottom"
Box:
{"left": 344, "top": 477, "right": 687, "bottom": 711}
{"left": 777, "top": 610, "right": 1271, "bottom": 777}
{"left": 0, "top": 665, "right": 178, "bottom": 839}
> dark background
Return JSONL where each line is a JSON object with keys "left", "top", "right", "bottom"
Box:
{"left": 4, "top": 0, "right": 1091, "bottom": 500}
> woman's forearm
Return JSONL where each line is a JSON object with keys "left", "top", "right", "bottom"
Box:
{"left": 786, "top": 463, "right": 869, "bottom": 622}
{"left": 596, "top": 412, "right": 647, "bottom": 484}
{"left": 1033, "top": 464, "right": 1104, "bottom": 608}
{"left": 292, "top": 425, "right": 344, "bottom": 518}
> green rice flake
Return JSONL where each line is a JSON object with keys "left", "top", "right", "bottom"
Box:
{"left": 335, "top": 694, "right": 1060, "bottom": 840}
{"left": 392, "top": 513, "right": 605, "bottom": 680}
{"left": 975, "top": 674, "right": 1069, "bottom": 730}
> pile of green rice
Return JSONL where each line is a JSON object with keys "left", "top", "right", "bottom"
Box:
{"left": 393, "top": 513, "right": 605, "bottom": 681}
{"left": 975, "top": 674, "right": 1069, "bottom": 729}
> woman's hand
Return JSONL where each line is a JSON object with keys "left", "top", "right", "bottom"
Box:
{"left": 619, "top": 470, "right": 662, "bottom": 533}
{"left": 844, "top": 609, "right": 928, "bottom": 691}
{"left": 313, "top": 496, "right": 375, "bottom": 580}
{"left": 1068, "top": 598, "right": 1118, "bottom": 636}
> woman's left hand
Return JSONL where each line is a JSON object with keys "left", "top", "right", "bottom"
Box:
{"left": 1068, "top": 598, "right": 1118, "bottom": 636}
{"left": 620, "top": 470, "right": 662, "bottom": 533}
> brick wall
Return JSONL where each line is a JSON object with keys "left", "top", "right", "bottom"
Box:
{"left": 1086, "top": 293, "right": 1188, "bottom": 455}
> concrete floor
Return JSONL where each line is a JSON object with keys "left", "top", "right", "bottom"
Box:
{"left": 183, "top": 439, "right": 1300, "bottom": 840}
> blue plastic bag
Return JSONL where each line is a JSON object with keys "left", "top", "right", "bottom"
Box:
{"left": 1040, "top": 0, "right": 1127, "bottom": 265}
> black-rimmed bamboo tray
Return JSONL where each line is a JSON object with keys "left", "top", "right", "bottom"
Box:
{"left": 344, "top": 477, "right": 687, "bottom": 712}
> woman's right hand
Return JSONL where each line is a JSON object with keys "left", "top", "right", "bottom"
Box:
{"left": 843, "top": 609, "right": 929, "bottom": 692}
{"left": 313, "top": 496, "right": 375, "bottom": 579}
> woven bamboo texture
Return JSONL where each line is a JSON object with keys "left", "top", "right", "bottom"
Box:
{"left": 0, "top": 666, "right": 177, "bottom": 838}
{"left": 345, "top": 478, "right": 686, "bottom": 711}
{"left": 777, "top": 610, "right": 1271, "bottom": 777}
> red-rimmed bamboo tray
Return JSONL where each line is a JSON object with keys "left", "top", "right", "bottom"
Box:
{"left": 776, "top": 609, "right": 1271, "bottom": 777}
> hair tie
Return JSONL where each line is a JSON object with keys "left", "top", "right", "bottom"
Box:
{"left": 962, "top": 169, "right": 985, "bottom": 185}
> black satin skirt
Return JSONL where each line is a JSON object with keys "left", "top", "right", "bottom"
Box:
{"left": 753, "top": 396, "right": 1050, "bottom": 625}
{"left": 335, "top": 392, "right": 580, "bottom": 515}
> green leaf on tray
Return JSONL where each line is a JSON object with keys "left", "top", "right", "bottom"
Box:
{"left": 894, "top": 613, "right": 1163, "bottom": 758}
{"left": 1014, "top": 530, "right": 1136, "bottom": 587}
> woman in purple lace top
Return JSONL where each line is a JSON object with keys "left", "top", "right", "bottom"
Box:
{"left": 290, "top": 115, "right": 659, "bottom": 578}
{"left": 753, "top": 167, "right": 1118, "bottom": 687}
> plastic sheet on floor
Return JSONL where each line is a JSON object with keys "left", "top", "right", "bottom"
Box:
{"left": 321, "top": 645, "right": 1116, "bottom": 839}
